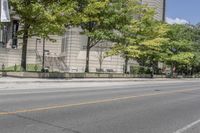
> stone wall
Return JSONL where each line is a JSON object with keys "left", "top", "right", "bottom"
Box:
{"left": 0, "top": 48, "right": 37, "bottom": 67}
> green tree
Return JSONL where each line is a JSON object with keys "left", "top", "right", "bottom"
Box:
{"left": 108, "top": 3, "right": 168, "bottom": 74}
{"left": 10, "top": 0, "right": 77, "bottom": 71}
{"left": 79, "top": 0, "right": 147, "bottom": 72}
{"left": 163, "top": 24, "right": 195, "bottom": 76}
{"left": 106, "top": 0, "right": 149, "bottom": 73}
{"left": 134, "top": 21, "right": 169, "bottom": 74}
{"left": 186, "top": 24, "right": 200, "bottom": 75}
{"left": 77, "top": 0, "right": 113, "bottom": 72}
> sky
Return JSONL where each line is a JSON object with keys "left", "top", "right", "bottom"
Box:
{"left": 166, "top": 0, "right": 200, "bottom": 25}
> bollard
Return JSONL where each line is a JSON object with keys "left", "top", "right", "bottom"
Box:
{"left": 34, "top": 65, "right": 38, "bottom": 71}
{"left": 2, "top": 64, "right": 5, "bottom": 72}
{"left": 14, "top": 64, "right": 17, "bottom": 71}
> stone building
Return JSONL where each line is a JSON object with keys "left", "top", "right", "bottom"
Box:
{"left": 142, "top": 0, "right": 166, "bottom": 21}
{"left": 0, "top": 0, "right": 166, "bottom": 73}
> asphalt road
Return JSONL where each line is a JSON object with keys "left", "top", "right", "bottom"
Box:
{"left": 0, "top": 80, "right": 200, "bottom": 133}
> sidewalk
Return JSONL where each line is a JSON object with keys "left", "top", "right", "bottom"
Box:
{"left": 0, "top": 77, "right": 175, "bottom": 84}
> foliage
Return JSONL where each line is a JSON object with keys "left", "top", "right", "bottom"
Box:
{"left": 80, "top": 0, "right": 146, "bottom": 72}
{"left": 163, "top": 24, "right": 195, "bottom": 66}
{"left": 1, "top": 64, "right": 42, "bottom": 72}
{"left": 107, "top": 2, "right": 169, "bottom": 73}
{"left": 10, "top": 0, "right": 200, "bottom": 76}
{"left": 10, "top": 0, "right": 77, "bottom": 71}
{"left": 130, "top": 65, "right": 151, "bottom": 74}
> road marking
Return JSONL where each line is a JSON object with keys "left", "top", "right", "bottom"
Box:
{"left": 0, "top": 88, "right": 199, "bottom": 116}
{"left": 174, "top": 119, "right": 200, "bottom": 133}
{"left": 0, "top": 85, "right": 156, "bottom": 96}
{"left": 0, "top": 85, "right": 178, "bottom": 96}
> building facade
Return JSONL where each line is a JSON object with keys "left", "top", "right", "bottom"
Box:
{"left": 142, "top": 0, "right": 166, "bottom": 21}
{"left": 0, "top": 0, "right": 166, "bottom": 73}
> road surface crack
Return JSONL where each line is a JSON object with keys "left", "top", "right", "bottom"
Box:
{"left": 180, "top": 92, "right": 200, "bottom": 96}
{"left": 15, "top": 114, "right": 81, "bottom": 133}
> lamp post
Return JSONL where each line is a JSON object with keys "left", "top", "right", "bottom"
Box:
{"left": 35, "top": 38, "right": 41, "bottom": 51}
{"left": 171, "top": 48, "right": 177, "bottom": 78}
{"left": 41, "top": 38, "right": 45, "bottom": 72}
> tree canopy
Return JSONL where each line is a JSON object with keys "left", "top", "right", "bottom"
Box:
{"left": 10, "top": 0, "right": 78, "bottom": 71}
{"left": 10, "top": 0, "right": 200, "bottom": 76}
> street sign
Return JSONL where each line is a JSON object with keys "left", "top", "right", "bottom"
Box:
{"left": 1, "top": 0, "right": 10, "bottom": 22}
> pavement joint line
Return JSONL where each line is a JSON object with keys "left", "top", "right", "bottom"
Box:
{"left": 0, "top": 80, "right": 169, "bottom": 84}
{"left": 0, "top": 79, "right": 194, "bottom": 84}
{"left": 174, "top": 118, "right": 200, "bottom": 133}
{"left": 1, "top": 84, "right": 198, "bottom": 96}
{"left": 0, "top": 88, "right": 200, "bottom": 116}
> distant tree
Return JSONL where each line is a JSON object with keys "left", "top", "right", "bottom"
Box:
{"left": 95, "top": 43, "right": 108, "bottom": 72}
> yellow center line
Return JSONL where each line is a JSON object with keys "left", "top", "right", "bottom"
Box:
{"left": 0, "top": 88, "right": 199, "bottom": 116}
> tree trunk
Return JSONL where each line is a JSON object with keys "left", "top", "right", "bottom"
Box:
{"left": 99, "top": 61, "right": 102, "bottom": 72}
{"left": 99, "top": 58, "right": 103, "bottom": 72}
{"left": 191, "top": 66, "right": 194, "bottom": 76}
{"left": 20, "top": 23, "right": 29, "bottom": 71}
{"left": 99, "top": 49, "right": 103, "bottom": 72}
{"left": 85, "top": 37, "right": 91, "bottom": 73}
{"left": 170, "top": 63, "right": 174, "bottom": 78}
{"left": 150, "top": 63, "right": 154, "bottom": 78}
{"left": 124, "top": 56, "right": 129, "bottom": 74}
{"left": 153, "top": 61, "right": 159, "bottom": 74}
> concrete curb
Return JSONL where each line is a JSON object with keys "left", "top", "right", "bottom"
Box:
{"left": 0, "top": 78, "right": 181, "bottom": 84}
{"left": 1, "top": 72, "right": 154, "bottom": 79}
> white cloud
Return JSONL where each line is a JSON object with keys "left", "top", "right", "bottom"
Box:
{"left": 166, "top": 17, "right": 189, "bottom": 25}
